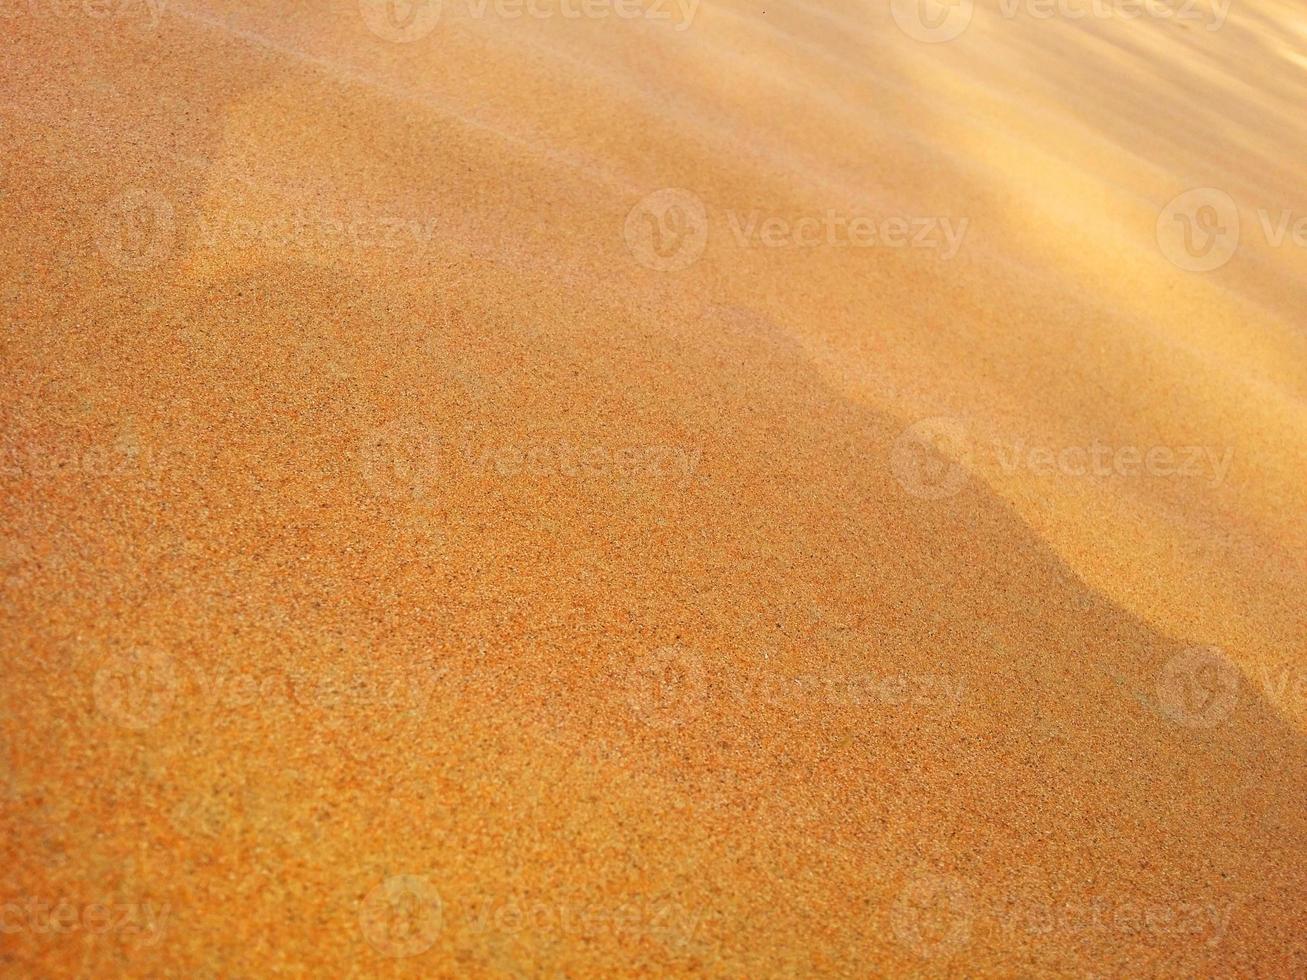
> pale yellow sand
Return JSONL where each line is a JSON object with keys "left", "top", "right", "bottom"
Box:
{"left": 2, "top": 0, "right": 1305, "bottom": 975}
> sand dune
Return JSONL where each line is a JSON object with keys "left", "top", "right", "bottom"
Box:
{"left": 2, "top": 0, "right": 1305, "bottom": 975}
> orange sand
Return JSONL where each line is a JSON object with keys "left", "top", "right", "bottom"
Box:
{"left": 2, "top": 0, "right": 1306, "bottom": 975}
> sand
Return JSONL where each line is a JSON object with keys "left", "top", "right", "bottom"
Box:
{"left": 2, "top": 0, "right": 1305, "bottom": 975}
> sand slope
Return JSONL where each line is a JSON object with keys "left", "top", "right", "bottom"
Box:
{"left": 2, "top": 0, "right": 1305, "bottom": 975}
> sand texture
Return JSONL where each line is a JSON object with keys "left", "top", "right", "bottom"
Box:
{"left": 2, "top": 0, "right": 1305, "bottom": 975}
